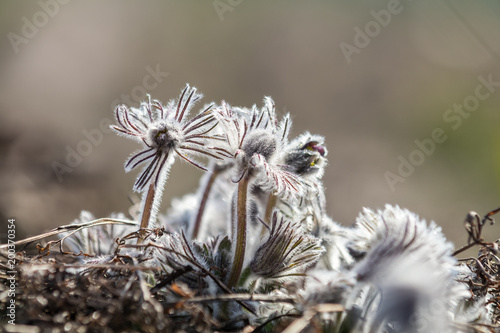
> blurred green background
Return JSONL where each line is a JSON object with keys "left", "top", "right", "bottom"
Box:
{"left": 0, "top": 0, "right": 499, "bottom": 250}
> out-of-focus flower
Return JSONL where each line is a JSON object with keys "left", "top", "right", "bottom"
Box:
{"left": 63, "top": 210, "right": 137, "bottom": 256}
{"left": 305, "top": 269, "right": 355, "bottom": 306}
{"left": 316, "top": 216, "right": 354, "bottom": 271}
{"left": 348, "top": 205, "right": 470, "bottom": 333}
{"left": 160, "top": 171, "right": 233, "bottom": 239}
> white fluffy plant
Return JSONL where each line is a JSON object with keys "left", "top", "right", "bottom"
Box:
{"left": 212, "top": 98, "right": 314, "bottom": 289}
{"left": 110, "top": 87, "right": 328, "bottom": 288}
{"left": 63, "top": 211, "right": 136, "bottom": 256}
{"left": 110, "top": 84, "right": 227, "bottom": 240}
{"left": 305, "top": 205, "right": 481, "bottom": 333}
{"left": 351, "top": 205, "right": 464, "bottom": 332}
{"left": 41, "top": 84, "right": 498, "bottom": 331}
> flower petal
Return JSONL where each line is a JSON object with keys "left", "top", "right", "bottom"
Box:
{"left": 250, "top": 153, "right": 304, "bottom": 200}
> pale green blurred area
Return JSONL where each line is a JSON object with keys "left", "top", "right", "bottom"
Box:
{"left": 0, "top": 0, "right": 499, "bottom": 253}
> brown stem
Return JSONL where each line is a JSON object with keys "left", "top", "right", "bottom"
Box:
{"left": 138, "top": 182, "right": 155, "bottom": 244}
{"left": 452, "top": 240, "right": 484, "bottom": 257}
{"left": 227, "top": 175, "right": 250, "bottom": 289}
{"left": 191, "top": 169, "right": 220, "bottom": 240}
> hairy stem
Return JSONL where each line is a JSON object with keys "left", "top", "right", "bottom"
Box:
{"left": 138, "top": 182, "right": 155, "bottom": 243}
{"left": 227, "top": 175, "right": 250, "bottom": 289}
{"left": 261, "top": 193, "right": 278, "bottom": 237}
{"left": 265, "top": 193, "right": 277, "bottom": 223}
{"left": 191, "top": 167, "right": 220, "bottom": 240}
